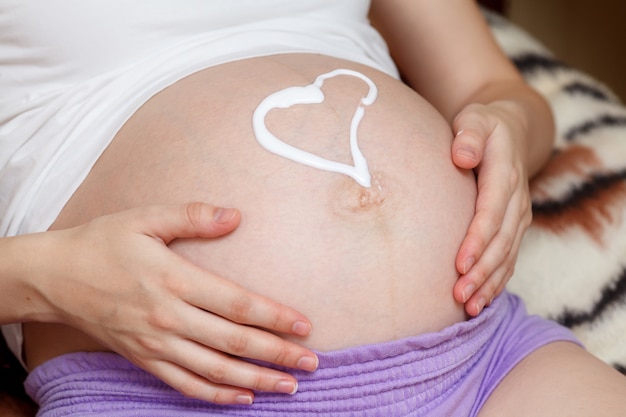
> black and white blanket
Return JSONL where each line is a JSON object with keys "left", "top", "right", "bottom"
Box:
{"left": 486, "top": 11, "right": 626, "bottom": 373}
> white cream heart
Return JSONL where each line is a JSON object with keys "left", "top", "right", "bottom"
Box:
{"left": 252, "top": 69, "right": 377, "bottom": 187}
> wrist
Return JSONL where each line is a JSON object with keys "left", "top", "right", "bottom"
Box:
{"left": 478, "top": 84, "right": 555, "bottom": 177}
{"left": 0, "top": 232, "right": 63, "bottom": 324}
{"left": 489, "top": 98, "right": 531, "bottom": 161}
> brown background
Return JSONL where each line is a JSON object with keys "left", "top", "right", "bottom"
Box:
{"left": 506, "top": 0, "right": 626, "bottom": 101}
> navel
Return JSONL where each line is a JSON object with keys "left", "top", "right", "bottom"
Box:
{"left": 329, "top": 171, "right": 389, "bottom": 216}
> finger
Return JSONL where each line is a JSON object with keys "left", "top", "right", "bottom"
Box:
{"left": 465, "top": 261, "right": 515, "bottom": 317}
{"left": 451, "top": 108, "right": 492, "bottom": 169}
{"left": 455, "top": 175, "right": 509, "bottom": 277}
{"left": 454, "top": 192, "right": 520, "bottom": 304}
{"left": 145, "top": 359, "right": 256, "bottom": 405}
{"left": 127, "top": 203, "right": 242, "bottom": 244}
{"left": 181, "top": 269, "right": 313, "bottom": 337}
{"left": 451, "top": 128, "right": 485, "bottom": 169}
{"left": 170, "top": 339, "right": 303, "bottom": 395}
{"left": 494, "top": 263, "right": 515, "bottom": 297}
{"left": 455, "top": 246, "right": 504, "bottom": 311}
{"left": 457, "top": 195, "right": 528, "bottom": 311}
{"left": 182, "top": 305, "right": 318, "bottom": 372}
{"left": 455, "top": 131, "right": 522, "bottom": 274}
{"left": 464, "top": 261, "right": 509, "bottom": 316}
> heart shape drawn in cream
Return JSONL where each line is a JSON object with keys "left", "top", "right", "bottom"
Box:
{"left": 252, "top": 69, "right": 377, "bottom": 188}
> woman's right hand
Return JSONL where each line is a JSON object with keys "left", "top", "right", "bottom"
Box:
{"left": 28, "top": 203, "right": 318, "bottom": 405}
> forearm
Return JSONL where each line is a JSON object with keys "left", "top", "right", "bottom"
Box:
{"left": 370, "top": 0, "right": 555, "bottom": 176}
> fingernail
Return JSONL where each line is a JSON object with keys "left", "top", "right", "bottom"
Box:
{"left": 235, "top": 394, "right": 253, "bottom": 405}
{"left": 462, "top": 283, "right": 476, "bottom": 303}
{"left": 214, "top": 207, "right": 237, "bottom": 224}
{"left": 297, "top": 355, "right": 319, "bottom": 372}
{"left": 456, "top": 129, "right": 464, "bottom": 137}
{"left": 475, "top": 297, "right": 487, "bottom": 314}
{"left": 292, "top": 321, "right": 312, "bottom": 336}
{"left": 462, "top": 257, "right": 475, "bottom": 275}
{"left": 456, "top": 147, "right": 478, "bottom": 163}
{"left": 276, "top": 380, "right": 298, "bottom": 395}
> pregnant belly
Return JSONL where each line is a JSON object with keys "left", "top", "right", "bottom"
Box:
{"left": 26, "top": 53, "right": 476, "bottom": 364}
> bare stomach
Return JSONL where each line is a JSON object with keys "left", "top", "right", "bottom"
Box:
{"left": 24, "top": 54, "right": 476, "bottom": 368}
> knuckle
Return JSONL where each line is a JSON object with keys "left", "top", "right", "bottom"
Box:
{"left": 206, "top": 362, "right": 229, "bottom": 384}
{"left": 249, "top": 372, "right": 266, "bottom": 391}
{"left": 524, "top": 207, "right": 533, "bottom": 227}
{"left": 498, "top": 230, "right": 515, "bottom": 254}
{"left": 135, "top": 334, "right": 163, "bottom": 355}
{"left": 226, "top": 333, "right": 249, "bottom": 355}
{"left": 456, "top": 103, "right": 483, "bottom": 120}
{"left": 471, "top": 266, "right": 489, "bottom": 286}
{"left": 124, "top": 351, "right": 148, "bottom": 370}
{"left": 228, "top": 296, "right": 253, "bottom": 323}
{"left": 164, "top": 274, "right": 189, "bottom": 298}
{"left": 268, "top": 304, "right": 287, "bottom": 330}
{"left": 270, "top": 345, "right": 292, "bottom": 366}
{"left": 184, "top": 202, "right": 207, "bottom": 229}
{"left": 465, "top": 224, "right": 487, "bottom": 251}
{"left": 508, "top": 170, "right": 520, "bottom": 191}
{"left": 506, "top": 265, "right": 516, "bottom": 281}
{"left": 520, "top": 192, "right": 532, "bottom": 211}
{"left": 469, "top": 232, "right": 493, "bottom": 255}
{"left": 485, "top": 277, "right": 499, "bottom": 295}
{"left": 147, "top": 309, "right": 177, "bottom": 332}
{"left": 479, "top": 210, "right": 502, "bottom": 233}
{"left": 209, "top": 391, "right": 229, "bottom": 405}
{"left": 177, "top": 378, "right": 204, "bottom": 399}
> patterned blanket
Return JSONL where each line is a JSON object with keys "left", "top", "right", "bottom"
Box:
{"left": 486, "top": 11, "right": 626, "bottom": 373}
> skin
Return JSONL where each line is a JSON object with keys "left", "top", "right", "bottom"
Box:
{"left": 479, "top": 342, "right": 626, "bottom": 416}
{"left": 1, "top": 0, "right": 562, "bottom": 407}
{"left": 370, "top": 0, "right": 555, "bottom": 315}
{"left": 23, "top": 54, "right": 476, "bottom": 403}
{"left": 16, "top": 50, "right": 626, "bottom": 415}
{"left": 0, "top": 204, "right": 318, "bottom": 404}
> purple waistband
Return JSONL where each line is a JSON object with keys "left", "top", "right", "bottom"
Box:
{"left": 25, "top": 292, "right": 581, "bottom": 416}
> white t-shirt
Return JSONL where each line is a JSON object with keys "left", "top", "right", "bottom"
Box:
{"left": 0, "top": 0, "right": 398, "bottom": 365}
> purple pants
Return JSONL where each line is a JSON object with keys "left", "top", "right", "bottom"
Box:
{"left": 25, "top": 292, "right": 580, "bottom": 416}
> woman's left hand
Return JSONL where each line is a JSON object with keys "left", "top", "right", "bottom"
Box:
{"left": 450, "top": 101, "right": 532, "bottom": 316}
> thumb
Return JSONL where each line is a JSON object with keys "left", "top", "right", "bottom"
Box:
{"left": 130, "top": 203, "right": 241, "bottom": 244}
{"left": 451, "top": 129, "right": 484, "bottom": 170}
{"left": 452, "top": 108, "right": 491, "bottom": 170}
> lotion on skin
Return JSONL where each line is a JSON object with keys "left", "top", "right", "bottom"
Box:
{"left": 253, "top": 69, "right": 377, "bottom": 188}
